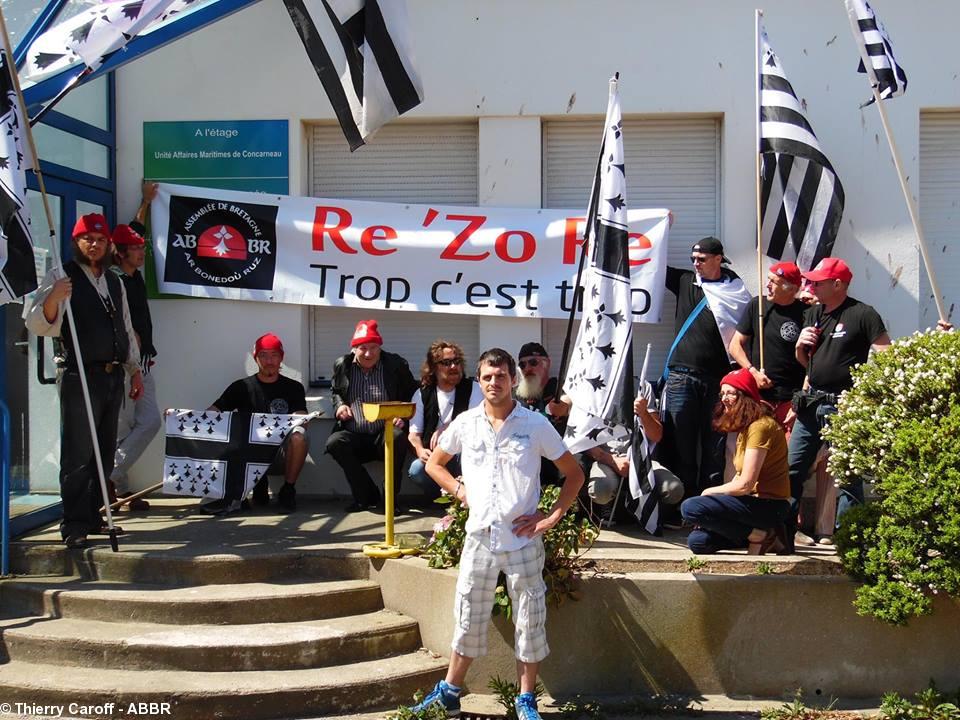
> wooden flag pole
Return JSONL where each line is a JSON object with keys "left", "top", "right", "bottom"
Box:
{"left": 843, "top": 5, "right": 948, "bottom": 326}
{"left": 754, "top": 9, "right": 767, "bottom": 370}
{"left": 0, "top": 7, "right": 121, "bottom": 551}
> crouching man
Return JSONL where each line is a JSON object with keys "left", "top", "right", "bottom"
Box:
{"left": 412, "top": 348, "right": 585, "bottom": 720}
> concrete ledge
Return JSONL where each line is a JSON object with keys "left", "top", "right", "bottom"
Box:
{"left": 371, "top": 556, "right": 960, "bottom": 698}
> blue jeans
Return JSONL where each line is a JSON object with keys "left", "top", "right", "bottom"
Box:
{"left": 408, "top": 455, "right": 461, "bottom": 500}
{"left": 787, "top": 402, "right": 862, "bottom": 531}
{"left": 657, "top": 370, "right": 724, "bottom": 499}
{"left": 681, "top": 494, "right": 791, "bottom": 554}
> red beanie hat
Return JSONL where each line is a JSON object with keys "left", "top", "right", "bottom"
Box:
{"left": 254, "top": 333, "right": 284, "bottom": 355}
{"left": 112, "top": 224, "right": 145, "bottom": 246}
{"left": 720, "top": 368, "right": 762, "bottom": 404}
{"left": 351, "top": 319, "right": 383, "bottom": 347}
{"left": 72, "top": 213, "right": 111, "bottom": 241}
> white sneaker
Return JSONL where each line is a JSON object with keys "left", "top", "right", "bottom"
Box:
{"left": 794, "top": 530, "right": 817, "bottom": 546}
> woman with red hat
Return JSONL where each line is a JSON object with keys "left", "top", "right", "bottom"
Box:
{"left": 678, "top": 368, "right": 791, "bottom": 555}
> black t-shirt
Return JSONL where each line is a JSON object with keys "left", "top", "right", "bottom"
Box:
{"left": 804, "top": 297, "right": 886, "bottom": 393}
{"left": 665, "top": 266, "right": 732, "bottom": 378}
{"left": 213, "top": 374, "right": 307, "bottom": 414}
{"left": 735, "top": 296, "right": 806, "bottom": 401}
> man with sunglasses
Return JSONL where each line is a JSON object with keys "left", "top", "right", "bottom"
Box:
{"left": 515, "top": 342, "right": 570, "bottom": 485}
{"left": 657, "top": 237, "right": 751, "bottom": 508}
{"left": 407, "top": 340, "right": 483, "bottom": 501}
{"left": 26, "top": 214, "right": 144, "bottom": 548}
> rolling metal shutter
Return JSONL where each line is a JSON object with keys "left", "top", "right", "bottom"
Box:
{"left": 919, "top": 113, "right": 960, "bottom": 327}
{"left": 307, "top": 123, "right": 480, "bottom": 384}
{"left": 541, "top": 116, "right": 721, "bottom": 379}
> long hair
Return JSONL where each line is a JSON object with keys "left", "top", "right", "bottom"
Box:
{"left": 420, "top": 339, "right": 465, "bottom": 387}
{"left": 712, "top": 391, "right": 771, "bottom": 434}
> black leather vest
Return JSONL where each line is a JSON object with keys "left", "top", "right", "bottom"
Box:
{"left": 61, "top": 261, "right": 129, "bottom": 368}
{"left": 421, "top": 377, "right": 474, "bottom": 441}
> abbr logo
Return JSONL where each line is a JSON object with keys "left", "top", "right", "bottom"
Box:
{"left": 198, "top": 225, "right": 247, "bottom": 260}
{"left": 164, "top": 195, "right": 278, "bottom": 291}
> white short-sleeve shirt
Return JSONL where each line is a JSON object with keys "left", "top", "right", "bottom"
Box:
{"left": 439, "top": 400, "right": 567, "bottom": 551}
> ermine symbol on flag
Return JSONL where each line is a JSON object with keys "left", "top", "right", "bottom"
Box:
{"left": 198, "top": 225, "right": 247, "bottom": 260}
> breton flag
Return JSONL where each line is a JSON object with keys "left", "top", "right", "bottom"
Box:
{"left": 563, "top": 76, "right": 634, "bottom": 457}
{"left": 282, "top": 0, "right": 424, "bottom": 151}
{"left": 163, "top": 409, "right": 319, "bottom": 514}
{"left": 845, "top": 0, "right": 907, "bottom": 106}
{"left": 759, "top": 27, "right": 845, "bottom": 271}
{"left": 0, "top": 49, "right": 37, "bottom": 305}
{"left": 626, "top": 380, "right": 660, "bottom": 535}
{"left": 22, "top": 0, "right": 181, "bottom": 82}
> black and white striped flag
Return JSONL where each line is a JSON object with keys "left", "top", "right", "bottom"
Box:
{"left": 0, "top": 49, "right": 37, "bottom": 305}
{"left": 282, "top": 0, "right": 423, "bottom": 151}
{"left": 563, "top": 76, "right": 634, "bottom": 457}
{"left": 846, "top": 0, "right": 907, "bottom": 106}
{"left": 759, "top": 28, "right": 844, "bottom": 271}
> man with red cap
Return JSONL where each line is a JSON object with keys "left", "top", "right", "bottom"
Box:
{"left": 25, "top": 213, "right": 144, "bottom": 548}
{"left": 210, "top": 333, "right": 309, "bottom": 511}
{"left": 729, "top": 261, "right": 807, "bottom": 434}
{"left": 787, "top": 257, "right": 890, "bottom": 547}
{"left": 326, "top": 320, "right": 417, "bottom": 512}
{"left": 110, "top": 210, "right": 161, "bottom": 511}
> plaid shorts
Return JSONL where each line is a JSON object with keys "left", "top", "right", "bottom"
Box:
{"left": 451, "top": 532, "right": 549, "bottom": 663}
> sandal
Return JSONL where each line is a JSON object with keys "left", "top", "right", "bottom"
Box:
{"left": 747, "top": 528, "right": 786, "bottom": 555}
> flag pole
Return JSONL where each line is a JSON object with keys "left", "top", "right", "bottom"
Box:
{"left": 754, "top": 9, "right": 766, "bottom": 370}
{"left": 842, "top": 5, "right": 948, "bottom": 325}
{"left": 28, "top": 68, "right": 93, "bottom": 127}
{"left": 0, "top": 7, "right": 121, "bottom": 551}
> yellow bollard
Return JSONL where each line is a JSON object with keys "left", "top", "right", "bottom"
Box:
{"left": 361, "top": 401, "right": 416, "bottom": 559}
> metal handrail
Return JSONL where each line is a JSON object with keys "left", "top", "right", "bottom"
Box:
{"left": 1, "top": 398, "right": 11, "bottom": 575}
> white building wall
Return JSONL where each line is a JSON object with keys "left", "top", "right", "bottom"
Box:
{"left": 113, "top": 0, "right": 959, "bottom": 490}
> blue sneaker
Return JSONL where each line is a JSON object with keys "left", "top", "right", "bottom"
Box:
{"left": 409, "top": 680, "right": 461, "bottom": 717}
{"left": 515, "top": 692, "right": 542, "bottom": 720}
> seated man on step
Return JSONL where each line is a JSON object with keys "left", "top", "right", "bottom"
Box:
{"left": 209, "top": 333, "right": 308, "bottom": 512}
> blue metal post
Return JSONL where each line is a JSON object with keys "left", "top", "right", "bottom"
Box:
{"left": 1, "top": 398, "right": 11, "bottom": 575}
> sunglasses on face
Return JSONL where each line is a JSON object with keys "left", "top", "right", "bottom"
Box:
{"left": 437, "top": 358, "right": 462, "bottom": 368}
{"left": 690, "top": 255, "right": 712, "bottom": 264}
{"left": 518, "top": 359, "right": 541, "bottom": 369}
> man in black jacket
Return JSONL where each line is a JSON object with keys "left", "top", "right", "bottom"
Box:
{"left": 110, "top": 216, "right": 161, "bottom": 511}
{"left": 326, "top": 319, "right": 417, "bottom": 512}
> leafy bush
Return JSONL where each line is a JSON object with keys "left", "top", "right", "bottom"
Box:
{"left": 422, "top": 485, "right": 598, "bottom": 617}
{"left": 880, "top": 683, "right": 960, "bottom": 720}
{"left": 824, "top": 329, "right": 960, "bottom": 625}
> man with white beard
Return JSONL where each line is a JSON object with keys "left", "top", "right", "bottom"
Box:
{"left": 515, "top": 342, "right": 569, "bottom": 485}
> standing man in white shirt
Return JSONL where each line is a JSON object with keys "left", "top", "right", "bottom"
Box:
{"left": 407, "top": 340, "right": 483, "bottom": 502}
{"left": 412, "top": 348, "right": 584, "bottom": 720}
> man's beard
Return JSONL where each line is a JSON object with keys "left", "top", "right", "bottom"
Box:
{"left": 516, "top": 373, "right": 544, "bottom": 402}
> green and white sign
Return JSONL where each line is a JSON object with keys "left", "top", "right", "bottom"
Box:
{"left": 143, "top": 120, "right": 288, "bottom": 194}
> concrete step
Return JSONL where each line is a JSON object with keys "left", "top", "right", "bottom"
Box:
{"left": 0, "top": 652, "right": 449, "bottom": 719}
{"left": 0, "top": 610, "right": 421, "bottom": 671}
{"left": 10, "top": 544, "right": 371, "bottom": 584}
{"left": 0, "top": 578, "right": 384, "bottom": 624}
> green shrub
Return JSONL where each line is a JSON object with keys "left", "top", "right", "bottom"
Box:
{"left": 422, "top": 485, "right": 598, "bottom": 617}
{"left": 824, "top": 329, "right": 960, "bottom": 625}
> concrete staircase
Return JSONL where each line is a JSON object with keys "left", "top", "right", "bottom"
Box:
{"left": 0, "top": 546, "right": 447, "bottom": 719}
